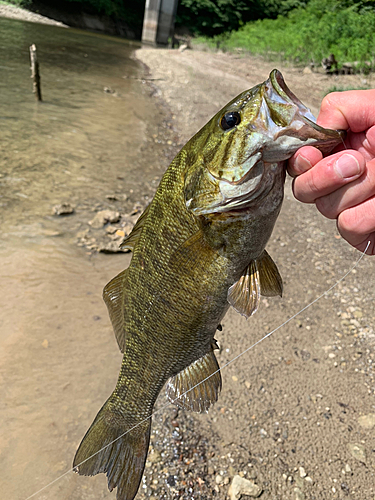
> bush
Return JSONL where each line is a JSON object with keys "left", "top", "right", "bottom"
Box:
{"left": 195, "top": 0, "right": 375, "bottom": 66}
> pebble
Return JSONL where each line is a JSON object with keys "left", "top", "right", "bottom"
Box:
{"left": 215, "top": 474, "right": 223, "bottom": 484}
{"left": 147, "top": 449, "right": 161, "bottom": 464}
{"left": 97, "top": 241, "right": 126, "bottom": 253}
{"left": 53, "top": 203, "right": 74, "bottom": 215}
{"left": 299, "top": 466, "right": 307, "bottom": 478}
{"left": 89, "top": 209, "right": 120, "bottom": 228}
{"left": 294, "top": 487, "right": 305, "bottom": 500}
{"left": 228, "top": 475, "right": 262, "bottom": 499}
{"left": 105, "top": 225, "right": 118, "bottom": 234}
{"left": 347, "top": 443, "right": 367, "bottom": 463}
{"left": 358, "top": 413, "right": 375, "bottom": 429}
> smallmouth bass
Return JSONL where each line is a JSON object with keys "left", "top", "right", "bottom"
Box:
{"left": 73, "top": 70, "right": 344, "bottom": 499}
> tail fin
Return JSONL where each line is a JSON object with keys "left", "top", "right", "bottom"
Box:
{"left": 73, "top": 400, "right": 151, "bottom": 500}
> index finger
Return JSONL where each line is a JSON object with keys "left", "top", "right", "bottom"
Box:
{"left": 317, "top": 90, "right": 375, "bottom": 133}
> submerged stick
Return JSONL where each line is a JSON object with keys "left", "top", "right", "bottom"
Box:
{"left": 29, "top": 44, "right": 42, "bottom": 101}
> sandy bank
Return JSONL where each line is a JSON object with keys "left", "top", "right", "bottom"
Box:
{"left": 0, "top": 2, "right": 68, "bottom": 26}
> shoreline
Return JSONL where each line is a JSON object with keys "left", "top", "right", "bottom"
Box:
{"left": 0, "top": 2, "right": 68, "bottom": 26}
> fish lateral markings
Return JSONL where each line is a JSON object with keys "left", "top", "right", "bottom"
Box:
{"left": 73, "top": 70, "right": 345, "bottom": 500}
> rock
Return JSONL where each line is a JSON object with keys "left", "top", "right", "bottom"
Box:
{"left": 104, "top": 86, "right": 116, "bottom": 94}
{"left": 347, "top": 443, "right": 367, "bottom": 463}
{"left": 179, "top": 43, "right": 189, "bottom": 53}
{"left": 122, "top": 222, "right": 135, "bottom": 235}
{"left": 294, "top": 487, "right": 305, "bottom": 500}
{"left": 215, "top": 474, "right": 223, "bottom": 484}
{"left": 299, "top": 466, "right": 307, "bottom": 478}
{"left": 147, "top": 449, "right": 161, "bottom": 464}
{"left": 42, "top": 229, "right": 61, "bottom": 237}
{"left": 358, "top": 413, "right": 375, "bottom": 429}
{"left": 89, "top": 210, "right": 120, "bottom": 229}
{"left": 303, "top": 66, "right": 312, "bottom": 74}
{"left": 53, "top": 203, "right": 74, "bottom": 215}
{"left": 97, "top": 241, "right": 127, "bottom": 253}
{"left": 228, "top": 475, "right": 262, "bottom": 499}
{"left": 105, "top": 225, "right": 118, "bottom": 234}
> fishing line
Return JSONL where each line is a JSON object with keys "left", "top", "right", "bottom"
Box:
{"left": 24, "top": 241, "right": 370, "bottom": 500}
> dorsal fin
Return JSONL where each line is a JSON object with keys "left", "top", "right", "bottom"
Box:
{"left": 257, "top": 250, "right": 283, "bottom": 297}
{"left": 166, "top": 346, "right": 222, "bottom": 413}
{"left": 120, "top": 205, "right": 150, "bottom": 251}
{"left": 227, "top": 250, "right": 282, "bottom": 319}
{"left": 103, "top": 269, "right": 128, "bottom": 352}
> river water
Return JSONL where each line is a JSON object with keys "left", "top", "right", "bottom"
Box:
{"left": 0, "top": 17, "right": 171, "bottom": 500}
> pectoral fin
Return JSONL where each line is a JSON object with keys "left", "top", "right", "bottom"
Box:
{"left": 227, "top": 251, "right": 282, "bottom": 318}
{"left": 103, "top": 269, "right": 128, "bottom": 353}
{"left": 166, "top": 346, "right": 222, "bottom": 413}
{"left": 169, "top": 230, "right": 218, "bottom": 271}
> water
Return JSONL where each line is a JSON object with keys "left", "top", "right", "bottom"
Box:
{"left": 0, "top": 17, "right": 170, "bottom": 499}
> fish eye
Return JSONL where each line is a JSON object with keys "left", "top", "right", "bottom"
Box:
{"left": 220, "top": 111, "right": 241, "bottom": 131}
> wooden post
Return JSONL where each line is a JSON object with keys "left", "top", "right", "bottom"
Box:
{"left": 29, "top": 44, "right": 42, "bottom": 101}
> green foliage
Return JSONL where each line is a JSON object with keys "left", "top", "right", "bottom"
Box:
{"left": 3, "top": 0, "right": 32, "bottom": 6}
{"left": 195, "top": 0, "right": 375, "bottom": 65}
{"left": 175, "top": 0, "right": 310, "bottom": 37}
{"left": 60, "top": 0, "right": 131, "bottom": 16}
{"left": 325, "top": 85, "right": 371, "bottom": 95}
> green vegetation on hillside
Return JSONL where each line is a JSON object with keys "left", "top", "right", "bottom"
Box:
{"left": 194, "top": 0, "right": 375, "bottom": 67}
{"left": 175, "top": 0, "right": 308, "bottom": 37}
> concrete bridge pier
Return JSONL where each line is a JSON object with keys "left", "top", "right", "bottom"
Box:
{"left": 142, "top": 0, "right": 179, "bottom": 46}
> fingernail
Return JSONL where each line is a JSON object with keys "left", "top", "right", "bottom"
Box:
{"left": 334, "top": 153, "right": 360, "bottom": 179}
{"left": 295, "top": 154, "right": 312, "bottom": 173}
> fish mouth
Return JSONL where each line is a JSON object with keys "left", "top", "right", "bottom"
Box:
{"left": 263, "top": 69, "right": 346, "bottom": 160}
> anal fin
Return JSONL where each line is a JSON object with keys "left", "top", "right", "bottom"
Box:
{"left": 166, "top": 346, "right": 222, "bottom": 413}
{"left": 227, "top": 250, "right": 282, "bottom": 319}
{"left": 103, "top": 269, "right": 128, "bottom": 353}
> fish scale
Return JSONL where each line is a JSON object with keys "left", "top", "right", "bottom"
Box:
{"left": 73, "top": 70, "right": 345, "bottom": 500}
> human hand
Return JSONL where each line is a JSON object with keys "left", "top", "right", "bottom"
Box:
{"left": 288, "top": 90, "right": 375, "bottom": 254}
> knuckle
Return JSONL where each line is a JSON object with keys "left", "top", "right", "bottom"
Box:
{"left": 316, "top": 196, "right": 338, "bottom": 219}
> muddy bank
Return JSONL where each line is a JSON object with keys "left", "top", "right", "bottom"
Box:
{"left": 133, "top": 47, "right": 375, "bottom": 499}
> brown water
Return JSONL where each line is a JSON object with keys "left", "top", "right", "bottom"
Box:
{"left": 0, "top": 17, "right": 170, "bottom": 500}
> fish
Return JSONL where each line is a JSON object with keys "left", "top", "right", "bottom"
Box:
{"left": 73, "top": 69, "right": 345, "bottom": 500}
